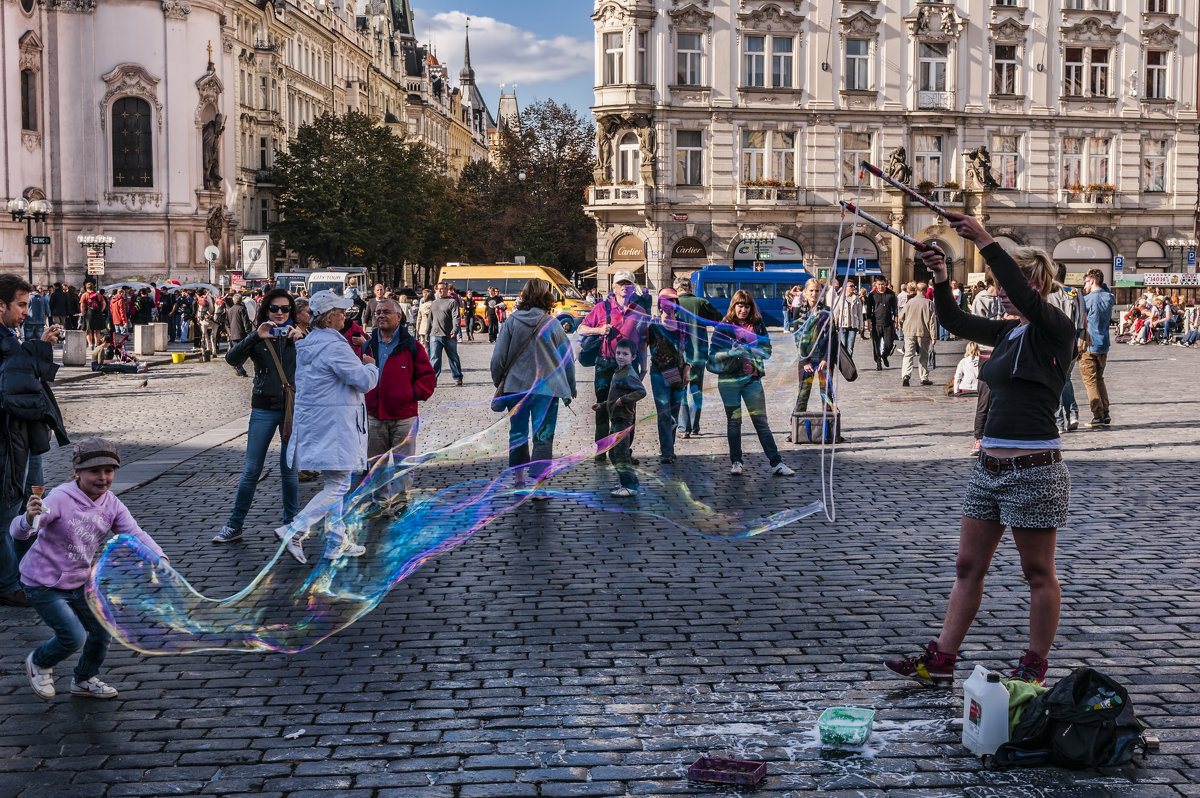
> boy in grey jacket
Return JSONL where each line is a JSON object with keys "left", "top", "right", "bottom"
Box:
{"left": 592, "top": 339, "right": 646, "bottom": 497}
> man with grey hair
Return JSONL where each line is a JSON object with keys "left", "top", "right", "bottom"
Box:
{"left": 672, "top": 275, "right": 721, "bottom": 437}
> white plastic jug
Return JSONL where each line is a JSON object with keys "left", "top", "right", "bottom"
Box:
{"left": 962, "top": 664, "right": 1010, "bottom": 755}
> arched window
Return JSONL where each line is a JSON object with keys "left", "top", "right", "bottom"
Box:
{"left": 618, "top": 132, "right": 640, "bottom": 183}
{"left": 112, "top": 97, "right": 153, "bottom": 187}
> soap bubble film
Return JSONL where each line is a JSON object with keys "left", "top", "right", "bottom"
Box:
{"left": 88, "top": 302, "right": 840, "bottom": 654}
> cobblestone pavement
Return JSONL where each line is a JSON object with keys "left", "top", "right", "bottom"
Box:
{"left": 1, "top": 336, "right": 1197, "bottom": 797}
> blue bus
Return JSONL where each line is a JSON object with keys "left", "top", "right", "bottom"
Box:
{"left": 690, "top": 264, "right": 813, "bottom": 327}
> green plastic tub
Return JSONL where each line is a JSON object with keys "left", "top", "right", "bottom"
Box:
{"left": 818, "top": 707, "right": 876, "bottom": 745}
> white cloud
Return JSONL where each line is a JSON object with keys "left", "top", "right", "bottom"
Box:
{"left": 414, "top": 9, "right": 592, "bottom": 94}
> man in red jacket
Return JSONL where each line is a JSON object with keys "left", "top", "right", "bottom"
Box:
{"left": 363, "top": 298, "right": 435, "bottom": 512}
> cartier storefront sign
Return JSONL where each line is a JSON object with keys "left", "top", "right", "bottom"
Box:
{"left": 612, "top": 234, "right": 646, "bottom": 262}
{"left": 671, "top": 238, "right": 707, "bottom": 259}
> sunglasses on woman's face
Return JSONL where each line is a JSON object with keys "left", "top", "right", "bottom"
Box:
{"left": 268, "top": 304, "right": 291, "bottom": 313}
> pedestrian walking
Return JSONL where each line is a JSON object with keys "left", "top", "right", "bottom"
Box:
{"left": 1046, "top": 264, "right": 1085, "bottom": 432}
{"left": 462, "top": 291, "right": 478, "bottom": 341}
{"left": 13, "top": 438, "right": 167, "bottom": 700}
{"left": 1080, "top": 268, "right": 1115, "bottom": 427}
{"left": 363, "top": 298, "right": 435, "bottom": 513}
{"left": 899, "top": 282, "right": 937, "bottom": 386}
{"left": 886, "top": 211, "right": 1074, "bottom": 687}
{"left": 197, "top": 291, "right": 219, "bottom": 362}
{"left": 212, "top": 290, "right": 302, "bottom": 544}
{"left": 865, "top": 278, "right": 898, "bottom": 369}
{"left": 415, "top": 288, "right": 433, "bottom": 351}
{"left": 48, "top": 283, "right": 71, "bottom": 329}
{"left": 673, "top": 277, "right": 721, "bottom": 438}
{"left": 647, "top": 288, "right": 688, "bottom": 463}
{"left": 276, "top": 291, "right": 379, "bottom": 565}
{"left": 577, "top": 271, "right": 650, "bottom": 459}
{"left": 23, "top": 285, "right": 49, "bottom": 342}
{"left": 224, "top": 294, "right": 253, "bottom": 367}
{"left": 708, "top": 290, "right": 794, "bottom": 477}
{"left": 80, "top": 282, "right": 107, "bottom": 348}
{"left": 485, "top": 286, "right": 506, "bottom": 343}
{"left": 490, "top": 278, "right": 577, "bottom": 499}
{"left": 831, "top": 279, "right": 862, "bottom": 357}
{"left": 427, "top": 282, "right": 464, "bottom": 386}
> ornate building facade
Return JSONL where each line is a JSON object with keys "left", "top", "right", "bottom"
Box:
{"left": 587, "top": 0, "right": 1199, "bottom": 293}
{"left": 0, "top": 0, "right": 491, "bottom": 283}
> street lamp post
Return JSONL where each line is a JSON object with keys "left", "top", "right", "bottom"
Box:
{"left": 7, "top": 197, "right": 53, "bottom": 283}
{"left": 77, "top": 234, "right": 116, "bottom": 282}
{"left": 742, "top": 227, "right": 777, "bottom": 269}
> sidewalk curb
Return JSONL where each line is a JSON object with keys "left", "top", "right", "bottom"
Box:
{"left": 55, "top": 349, "right": 206, "bottom": 384}
{"left": 112, "top": 413, "right": 252, "bottom": 496}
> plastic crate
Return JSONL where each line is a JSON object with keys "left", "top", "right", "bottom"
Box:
{"left": 687, "top": 756, "right": 767, "bottom": 786}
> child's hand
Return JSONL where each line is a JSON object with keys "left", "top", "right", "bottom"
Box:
{"left": 591, "top": 402, "right": 602, "bottom": 412}
{"left": 25, "top": 495, "right": 43, "bottom": 524}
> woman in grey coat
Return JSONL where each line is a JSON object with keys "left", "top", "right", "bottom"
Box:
{"left": 490, "top": 279, "right": 577, "bottom": 499}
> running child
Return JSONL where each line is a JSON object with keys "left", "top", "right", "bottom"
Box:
{"left": 12, "top": 438, "right": 168, "bottom": 700}
{"left": 592, "top": 339, "right": 646, "bottom": 497}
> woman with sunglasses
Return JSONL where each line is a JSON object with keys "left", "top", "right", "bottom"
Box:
{"left": 708, "top": 291, "right": 794, "bottom": 477}
{"left": 212, "top": 289, "right": 303, "bottom": 544}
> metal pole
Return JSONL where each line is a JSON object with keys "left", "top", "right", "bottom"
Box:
{"left": 25, "top": 216, "right": 34, "bottom": 283}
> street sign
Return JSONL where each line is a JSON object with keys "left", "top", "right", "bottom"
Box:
{"left": 1113, "top": 254, "right": 1124, "bottom": 283}
{"left": 817, "top": 268, "right": 830, "bottom": 280}
{"left": 86, "top": 246, "right": 105, "bottom": 275}
{"left": 27, "top": 235, "right": 51, "bottom": 245}
{"left": 855, "top": 257, "right": 866, "bottom": 276}
{"left": 752, "top": 260, "right": 765, "bottom": 271}
{"left": 1188, "top": 250, "right": 1197, "bottom": 274}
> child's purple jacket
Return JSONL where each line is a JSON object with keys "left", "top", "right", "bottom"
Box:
{"left": 9, "top": 481, "right": 164, "bottom": 590}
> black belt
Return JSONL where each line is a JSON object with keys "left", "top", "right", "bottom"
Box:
{"left": 980, "top": 450, "right": 1062, "bottom": 474}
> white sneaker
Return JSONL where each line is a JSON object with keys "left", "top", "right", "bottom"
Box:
{"left": 284, "top": 534, "right": 307, "bottom": 565}
{"left": 729, "top": 461, "right": 743, "bottom": 475}
{"left": 328, "top": 543, "right": 366, "bottom": 559}
{"left": 70, "top": 676, "right": 118, "bottom": 699}
{"left": 772, "top": 462, "right": 795, "bottom": 477}
{"left": 26, "top": 652, "right": 54, "bottom": 700}
{"left": 610, "top": 487, "right": 636, "bottom": 497}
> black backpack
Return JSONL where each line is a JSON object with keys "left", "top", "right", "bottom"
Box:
{"left": 988, "top": 667, "right": 1148, "bottom": 770}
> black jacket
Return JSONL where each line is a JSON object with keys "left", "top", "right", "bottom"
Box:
{"left": 226, "top": 333, "right": 296, "bottom": 412}
{"left": 0, "top": 327, "right": 68, "bottom": 507}
{"left": 934, "top": 243, "right": 1075, "bottom": 441}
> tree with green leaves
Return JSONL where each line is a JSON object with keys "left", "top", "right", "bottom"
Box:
{"left": 271, "top": 112, "right": 439, "bottom": 275}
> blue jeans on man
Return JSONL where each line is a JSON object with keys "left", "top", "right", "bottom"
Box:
{"left": 838, "top": 327, "right": 858, "bottom": 358}
{"left": 24, "top": 583, "right": 111, "bottom": 682}
{"left": 226, "top": 408, "right": 300, "bottom": 530}
{"left": 504, "top": 392, "right": 559, "bottom": 481}
{"left": 650, "top": 371, "right": 684, "bottom": 459}
{"left": 1055, "top": 372, "right": 1079, "bottom": 430}
{"left": 429, "top": 336, "right": 463, "bottom": 382}
{"left": 23, "top": 322, "right": 44, "bottom": 342}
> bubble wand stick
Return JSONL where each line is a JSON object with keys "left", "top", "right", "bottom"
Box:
{"left": 839, "top": 201, "right": 944, "bottom": 256}
{"left": 859, "top": 159, "right": 955, "bottom": 218}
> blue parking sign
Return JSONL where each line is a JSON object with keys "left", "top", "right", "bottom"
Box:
{"left": 855, "top": 257, "right": 865, "bottom": 275}
{"left": 1188, "top": 250, "right": 1196, "bottom": 267}
{"left": 1114, "top": 255, "right": 1124, "bottom": 269}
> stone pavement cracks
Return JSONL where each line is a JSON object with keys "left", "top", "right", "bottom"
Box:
{"left": 1, "top": 336, "right": 1197, "bottom": 797}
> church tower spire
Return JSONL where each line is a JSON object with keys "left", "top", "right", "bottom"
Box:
{"left": 460, "top": 18, "right": 476, "bottom": 86}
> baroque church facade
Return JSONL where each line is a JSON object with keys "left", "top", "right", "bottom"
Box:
{"left": 0, "top": 0, "right": 492, "bottom": 284}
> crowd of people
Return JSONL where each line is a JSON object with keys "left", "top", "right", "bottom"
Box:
{"left": 0, "top": 222, "right": 1138, "bottom": 699}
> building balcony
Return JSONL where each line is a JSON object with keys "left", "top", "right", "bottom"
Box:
{"left": 256, "top": 169, "right": 275, "bottom": 186}
{"left": 1059, "top": 188, "right": 1118, "bottom": 208}
{"left": 738, "top": 184, "right": 801, "bottom": 204}
{"left": 588, "top": 183, "right": 652, "bottom": 206}
{"left": 917, "top": 90, "right": 954, "bottom": 110}
{"left": 593, "top": 84, "right": 656, "bottom": 110}
{"left": 908, "top": 186, "right": 962, "bottom": 206}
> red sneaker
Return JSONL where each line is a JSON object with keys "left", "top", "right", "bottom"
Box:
{"left": 1009, "top": 650, "right": 1049, "bottom": 686}
{"left": 884, "top": 640, "right": 956, "bottom": 686}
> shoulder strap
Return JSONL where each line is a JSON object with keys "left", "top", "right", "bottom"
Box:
{"left": 263, "top": 338, "right": 291, "bottom": 390}
{"left": 495, "top": 315, "right": 551, "bottom": 389}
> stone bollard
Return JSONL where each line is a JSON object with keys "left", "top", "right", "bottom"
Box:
{"left": 150, "top": 322, "right": 168, "bottom": 351}
{"left": 62, "top": 329, "right": 88, "bottom": 366}
{"left": 133, "top": 325, "right": 155, "bottom": 356}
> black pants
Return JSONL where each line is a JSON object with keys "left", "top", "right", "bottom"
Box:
{"left": 870, "top": 324, "right": 895, "bottom": 364}
{"left": 973, "top": 382, "right": 991, "bottom": 440}
{"left": 487, "top": 317, "right": 499, "bottom": 342}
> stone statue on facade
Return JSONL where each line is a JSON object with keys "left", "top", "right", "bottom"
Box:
{"left": 886, "top": 146, "right": 911, "bottom": 185}
{"left": 638, "top": 126, "right": 656, "bottom": 188}
{"left": 206, "top": 205, "right": 225, "bottom": 245}
{"left": 965, "top": 146, "right": 999, "bottom": 190}
{"left": 202, "top": 112, "right": 225, "bottom": 190}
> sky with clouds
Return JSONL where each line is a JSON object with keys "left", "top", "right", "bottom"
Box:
{"left": 412, "top": 2, "right": 595, "bottom": 118}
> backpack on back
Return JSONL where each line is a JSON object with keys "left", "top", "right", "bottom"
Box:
{"left": 988, "top": 667, "right": 1148, "bottom": 770}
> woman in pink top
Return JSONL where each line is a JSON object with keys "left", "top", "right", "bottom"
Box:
{"left": 12, "top": 438, "right": 167, "bottom": 701}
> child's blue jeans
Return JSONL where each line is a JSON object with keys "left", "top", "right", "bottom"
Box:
{"left": 24, "top": 583, "right": 111, "bottom": 682}
{"left": 609, "top": 416, "right": 638, "bottom": 489}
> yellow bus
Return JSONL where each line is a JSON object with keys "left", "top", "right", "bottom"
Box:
{"left": 437, "top": 263, "right": 593, "bottom": 332}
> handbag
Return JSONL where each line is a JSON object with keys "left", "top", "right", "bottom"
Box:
{"left": 491, "top": 314, "right": 551, "bottom": 412}
{"left": 263, "top": 338, "right": 295, "bottom": 442}
{"left": 576, "top": 302, "right": 610, "bottom": 368}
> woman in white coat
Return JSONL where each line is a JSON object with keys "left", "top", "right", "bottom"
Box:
{"left": 275, "top": 291, "right": 379, "bottom": 564}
